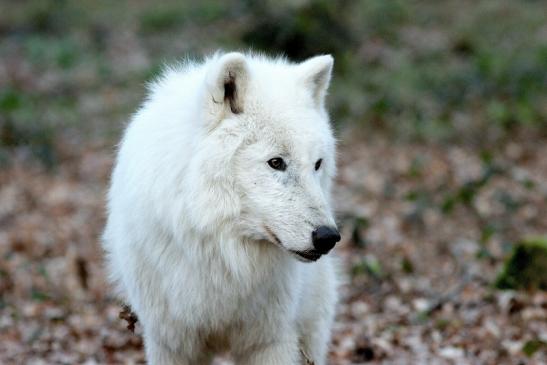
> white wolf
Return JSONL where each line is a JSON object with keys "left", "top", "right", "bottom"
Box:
{"left": 103, "top": 52, "right": 340, "bottom": 365}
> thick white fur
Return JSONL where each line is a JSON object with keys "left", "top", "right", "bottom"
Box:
{"left": 103, "top": 52, "right": 339, "bottom": 365}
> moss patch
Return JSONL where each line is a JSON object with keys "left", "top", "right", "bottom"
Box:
{"left": 495, "top": 237, "right": 547, "bottom": 290}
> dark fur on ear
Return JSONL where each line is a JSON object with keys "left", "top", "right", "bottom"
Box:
{"left": 224, "top": 72, "right": 241, "bottom": 114}
{"left": 206, "top": 52, "right": 248, "bottom": 121}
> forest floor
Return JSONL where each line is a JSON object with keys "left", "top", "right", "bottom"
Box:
{"left": 1, "top": 129, "right": 546, "bottom": 364}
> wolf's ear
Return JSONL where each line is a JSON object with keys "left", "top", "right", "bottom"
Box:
{"left": 205, "top": 52, "right": 248, "bottom": 117}
{"left": 298, "top": 55, "right": 333, "bottom": 108}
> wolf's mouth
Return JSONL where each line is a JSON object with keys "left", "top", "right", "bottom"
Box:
{"left": 290, "top": 250, "right": 322, "bottom": 262}
{"left": 264, "top": 226, "right": 322, "bottom": 263}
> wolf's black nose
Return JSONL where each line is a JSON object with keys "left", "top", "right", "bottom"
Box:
{"left": 312, "top": 226, "right": 341, "bottom": 254}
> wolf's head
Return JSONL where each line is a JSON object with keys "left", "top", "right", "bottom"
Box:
{"left": 196, "top": 52, "right": 340, "bottom": 262}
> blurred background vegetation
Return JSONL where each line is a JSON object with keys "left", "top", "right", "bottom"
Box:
{"left": 1, "top": 0, "right": 546, "bottom": 167}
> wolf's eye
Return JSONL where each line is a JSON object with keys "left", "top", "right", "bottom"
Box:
{"left": 315, "top": 158, "right": 323, "bottom": 171}
{"left": 267, "top": 157, "right": 286, "bottom": 171}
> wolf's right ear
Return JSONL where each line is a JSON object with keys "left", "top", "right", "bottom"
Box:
{"left": 205, "top": 52, "right": 248, "bottom": 120}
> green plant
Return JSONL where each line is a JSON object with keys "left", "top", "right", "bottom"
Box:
{"left": 495, "top": 237, "right": 547, "bottom": 290}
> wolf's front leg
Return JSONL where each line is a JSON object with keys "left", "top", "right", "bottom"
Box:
{"left": 144, "top": 333, "right": 212, "bottom": 365}
{"left": 234, "top": 333, "right": 301, "bottom": 365}
{"left": 145, "top": 339, "right": 181, "bottom": 365}
{"left": 298, "top": 319, "right": 332, "bottom": 365}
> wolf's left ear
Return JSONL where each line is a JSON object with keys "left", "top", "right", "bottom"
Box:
{"left": 298, "top": 55, "right": 333, "bottom": 108}
{"left": 205, "top": 52, "right": 249, "bottom": 117}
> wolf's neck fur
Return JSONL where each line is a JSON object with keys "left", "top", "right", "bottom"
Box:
{"left": 185, "top": 226, "right": 296, "bottom": 291}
